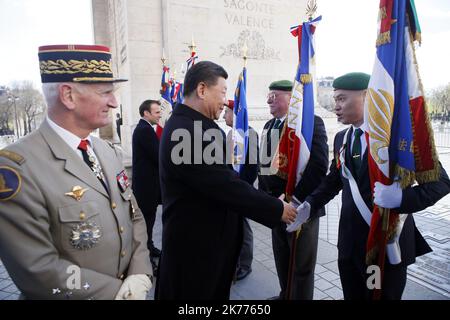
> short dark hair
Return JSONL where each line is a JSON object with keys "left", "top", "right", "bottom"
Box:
{"left": 139, "top": 99, "right": 160, "bottom": 117}
{"left": 183, "top": 61, "right": 228, "bottom": 98}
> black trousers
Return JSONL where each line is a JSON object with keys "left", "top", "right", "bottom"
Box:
{"left": 135, "top": 198, "right": 158, "bottom": 250}
{"left": 338, "top": 256, "right": 407, "bottom": 300}
{"left": 237, "top": 218, "right": 253, "bottom": 271}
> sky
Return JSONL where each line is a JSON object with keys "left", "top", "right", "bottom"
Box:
{"left": 0, "top": 0, "right": 449, "bottom": 92}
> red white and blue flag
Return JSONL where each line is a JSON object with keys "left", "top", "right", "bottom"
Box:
{"left": 365, "top": 0, "right": 439, "bottom": 265}
{"left": 156, "top": 65, "right": 172, "bottom": 139}
{"left": 186, "top": 51, "right": 198, "bottom": 72}
{"left": 275, "top": 16, "right": 321, "bottom": 198}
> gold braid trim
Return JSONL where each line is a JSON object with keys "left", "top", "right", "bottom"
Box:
{"left": 394, "top": 166, "right": 416, "bottom": 189}
{"left": 40, "top": 59, "right": 112, "bottom": 75}
{"left": 365, "top": 213, "right": 399, "bottom": 265}
{"left": 366, "top": 247, "right": 378, "bottom": 265}
{"left": 300, "top": 74, "right": 312, "bottom": 84}
{"left": 407, "top": 25, "right": 441, "bottom": 183}
{"left": 379, "top": 6, "right": 387, "bottom": 20}
{"left": 376, "top": 31, "right": 391, "bottom": 47}
{"left": 0, "top": 150, "right": 25, "bottom": 165}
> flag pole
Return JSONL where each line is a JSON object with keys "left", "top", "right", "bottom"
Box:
{"left": 242, "top": 42, "right": 248, "bottom": 68}
{"left": 285, "top": 0, "right": 318, "bottom": 300}
{"left": 373, "top": 207, "right": 390, "bottom": 300}
{"left": 161, "top": 47, "right": 167, "bottom": 66}
{"left": 188, "top": 34, "right": 196, "bottom": 56}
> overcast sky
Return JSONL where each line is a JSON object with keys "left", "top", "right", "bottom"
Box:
{"left": 0, "top": 0, "right": 448, "bottom": 92}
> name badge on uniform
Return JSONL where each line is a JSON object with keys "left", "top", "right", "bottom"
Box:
{"left": 116, "top": 170, "right": 130, "bottom": 192}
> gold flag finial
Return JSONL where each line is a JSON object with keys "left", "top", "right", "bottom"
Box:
{"left": 306, "top": 0, "right": 318, "bottom": 21}
{"left": 242, "top": 42, "right": 248, "bottom": 67}
{"left": 188, "top": 35, "right": 196, "bottom": 54}
{"left": 161, "top": 48, "right": 167, "bottom": 65}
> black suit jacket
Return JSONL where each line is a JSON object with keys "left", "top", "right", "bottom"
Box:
{"left": 132, "top": 119, "right": 160, "bottom": 211}
{"left": 306, "top": 127, "right": 450, "bottom": 264}
{"left": 258, "top": 116, "right": 329, "bottom": 217}
{"left": 156, "top": 104, "right": 284, "bottom": 300}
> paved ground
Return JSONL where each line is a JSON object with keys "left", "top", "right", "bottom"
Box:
{"left": 1, "top": 148, "right": 449, "bottom": 300}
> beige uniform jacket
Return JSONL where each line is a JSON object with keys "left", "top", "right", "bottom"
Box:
{"left": 0, "top": 120, "right": 152, "bottom": 299}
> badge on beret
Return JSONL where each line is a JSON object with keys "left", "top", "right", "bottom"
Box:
{"left": 116, "top": 170, "right": 130, "bottom": 192}
{"left": 70, "top": 221, "right": 101, "bottom": 250}
{"left": 0, "top": 166, "right": 22, "bottom": 201}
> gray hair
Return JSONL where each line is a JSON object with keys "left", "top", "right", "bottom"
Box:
{"left": 41, "top": 83, "right": 61, "bottom": 110}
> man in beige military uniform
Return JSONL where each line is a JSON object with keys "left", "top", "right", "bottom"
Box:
{"left": 0, "top": 44, "right": 152, "bottom": 299}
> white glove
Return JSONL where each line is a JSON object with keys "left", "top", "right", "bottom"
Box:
{"left": 373, "top": 181, "right": 402, "bottom": 209}
{"left": 114, "top": 274, "right": 152, "bottom": 300}
{"left": 286, "top": 201, "right": 311, "bottom": 233}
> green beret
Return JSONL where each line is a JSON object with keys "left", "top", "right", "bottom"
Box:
{"left": 332, "top": 72, "right": 370, "bottom": 90}
{"left": 269, "top": 80, "right": 293, "bottom": 91}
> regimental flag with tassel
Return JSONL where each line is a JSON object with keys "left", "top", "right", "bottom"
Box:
{"left": 365, "top": 0, "right": 439, "bottom": 266}
{"left": 275, "top": 16, "right": 321, "bottom": 199}
{"left": 156, "top": 65, "right": 172, "bottom": 139}
{"left": 232, "top": 67, "right": 249, "bottom": 173}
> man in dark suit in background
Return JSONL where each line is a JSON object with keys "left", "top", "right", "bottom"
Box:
{"left": 301, "top": 72, "right": 450, "bottom": 299}
{"left": 132, "top": 100, "right": 162, "bottom": 269}
{"left": 258, "top": 80, "right": 329, "bottom": 300}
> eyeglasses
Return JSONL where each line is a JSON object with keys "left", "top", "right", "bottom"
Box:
{"left": 267, "top": 93, "right": 276, "bottom": 101}
{"left": 267, "top": 92, "right": 289, "bottom": 101}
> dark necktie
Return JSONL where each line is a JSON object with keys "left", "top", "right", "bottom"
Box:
{"left": 352, "top": 128, "right": 363, "bottom": 175}
{"left": 273, "top": 119, "right": 282, "bottom": 130}
{"left": 78, "top": 139, "right": 108, "bottom": 191}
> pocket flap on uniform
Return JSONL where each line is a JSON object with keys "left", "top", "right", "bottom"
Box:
{"left": 58, "top": 202, "right": 99, "bottom": 223}
{"left": 120, "top": 188, "right": 133, "bottom": 201}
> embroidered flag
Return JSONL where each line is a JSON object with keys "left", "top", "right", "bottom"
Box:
{"left": 365, "top": 0, "right": 439, "bottom": 265}
{"left": 275, "top": 16, "right": 321, "bottom": 199}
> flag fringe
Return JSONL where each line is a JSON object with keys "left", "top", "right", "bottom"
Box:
{"left": 366, "top": 213, "right": 399, "bottom": 265}
{"left": 394, "top": 165, "right": 416, "bottom": 188}
{"left": 408, "top": 26, "right": 440, "bottom": 183}
{"left": 376, "top": 31, "right": 391, "bottom": 47}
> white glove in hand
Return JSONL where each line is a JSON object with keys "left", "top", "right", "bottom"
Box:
{"left": 114, "top": 274, "right": 152, "bottom": 300}
{"left": 373, "top": 181, "right": 402, "bottom": 209}
{"left": 286, "top": 201, "right": 311, "bottom": 233}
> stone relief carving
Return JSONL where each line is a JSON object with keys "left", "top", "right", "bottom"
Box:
{"left": 220, "top": 29, "right": 280, "bottom": 61}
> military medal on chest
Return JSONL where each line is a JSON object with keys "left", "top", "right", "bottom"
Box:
{"left": 86, "top": 149, "right": 105, "bottom": 181}
{"left": 70, "top": 221, "right": 102, "bottom": 250}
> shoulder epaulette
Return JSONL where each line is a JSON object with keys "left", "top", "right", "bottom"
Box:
{"left": 0, "top": 150, "right": 25, "bottom": 165}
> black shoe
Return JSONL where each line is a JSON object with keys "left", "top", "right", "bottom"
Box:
{"left": 235, "top": 267, "right": 252, "bottom": 281}
{"left": 150, "top": 245, "right": 161, "bottom": 258}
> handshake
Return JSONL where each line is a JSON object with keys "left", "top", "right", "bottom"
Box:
{"left": 279, "top": 194, "right": 311, "bottom": 233}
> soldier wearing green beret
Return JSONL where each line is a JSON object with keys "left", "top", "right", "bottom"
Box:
{"left": 296, "top": 72, "right": 450, "bottom": 299}
{"left": 258, "top": 79, "right": 329, "bottom": 300}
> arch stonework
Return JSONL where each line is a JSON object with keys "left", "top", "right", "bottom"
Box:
{"left": 92, "top": 0, "right": 308, "bottom": 159}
